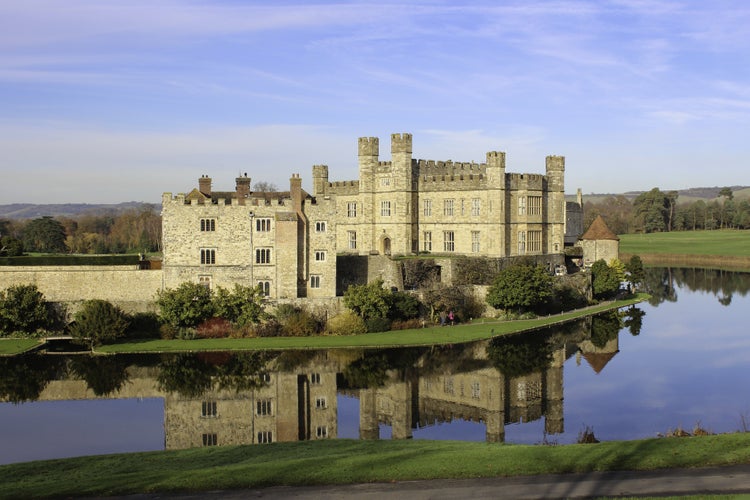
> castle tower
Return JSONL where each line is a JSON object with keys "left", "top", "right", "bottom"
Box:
{"left": 198, "top": 175, "right": 212, "bottom": 196}
{"left": 358, "top": 136, "right": 379, "bottom": 194}
{"left": 545, "top": 156, "right": 565, "bottom": 253}
{"left": 312, "top": 165, "right": 329, "bottom": 197}
{"left": 486, "top": 151, "right": 506, "bottom": 188}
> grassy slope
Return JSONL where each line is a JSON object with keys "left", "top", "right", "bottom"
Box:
{"left": 619, "top": 230, "right": 750, "bottom": 257}
{"left": 0, "top": 338, "right": 43, "bottom": 356}
{"left": 2, "top": 434, "right": 750, "bottom": 498}
{"left": 95, "top": 295, "right": 647, "bottom": 354}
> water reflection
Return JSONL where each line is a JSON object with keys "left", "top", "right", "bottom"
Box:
{"left": 1, "top": 309, "right": 639, "bottom": 451}
{"left": 2, "top": 266, "right": 749, "bottom": 464}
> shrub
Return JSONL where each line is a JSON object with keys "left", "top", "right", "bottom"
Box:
{"left": 125, "top": 311, "right": 161, "bottom": 339}
{"left": 69, "top": 299, "right": 130, "bottom": 347}
{"left": 0, "top": 284, "right": 56, "bottom": 336}
{"left": 365, "top": 316, "right": 392, "bottom": 333}
{"left": 253, "top": 319, "right": 283, "bottom": 337}
{"left": 157, "top": 282, "right": 214, "bottom": 329}
{"left": 390, "top": 318, "right": 424, "bottom": 331}
{"left": 280, "top": 309, "right": 320, "bottom": 337}
{"left": 325, "top": 311, "right": 367, "bottom": 336}
{"left": 196, "top": 317, "right": 234, "bottom": 339}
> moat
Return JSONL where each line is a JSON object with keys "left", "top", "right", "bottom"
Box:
{"left": 1, "top": 267, "right": 749, "bottom": 465}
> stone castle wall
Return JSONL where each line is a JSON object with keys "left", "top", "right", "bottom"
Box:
{"left": 0, "top": 266, "right": 163, "bottom": 312}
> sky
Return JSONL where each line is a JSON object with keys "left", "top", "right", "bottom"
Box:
{"left": 2, "top": 0, "right": 749, "bottom": 204}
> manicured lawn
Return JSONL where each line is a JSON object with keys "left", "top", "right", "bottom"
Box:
{"left": 620, "top": 230, "right": 750, "bottom": 257}
{"left": 0, "top": 338, "right": 43, "bottom": 356}
{"left": 2, "top": 433, "right": 749, "bottom": 498}
{"left": 95, "top": 295, "right": 648, "bottom": 354}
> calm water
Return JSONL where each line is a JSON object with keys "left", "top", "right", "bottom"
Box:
{"left": 1, "top": 267, "right": 749, "bottom": 465}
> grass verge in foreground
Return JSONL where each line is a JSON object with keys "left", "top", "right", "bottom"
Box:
{"left": 2, "top": 434, "right": 750, "bottom": 498}
{"left": 95, "top": 294, "right": 648, "bottom": 354}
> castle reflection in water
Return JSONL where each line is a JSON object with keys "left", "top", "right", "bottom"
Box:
{"left": 12, "top": 313, "right": 626, "bottom": 449}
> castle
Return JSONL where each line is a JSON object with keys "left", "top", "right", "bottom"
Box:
{"left": 162, "top": 133, "right": 569, "bottom": 299}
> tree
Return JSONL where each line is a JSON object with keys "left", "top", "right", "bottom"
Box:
{"left": 253, "top": 181, "right": 278, "bottom": 192}
{"left": 69, "top": 299, "right": 130, "bottom": 348}
{"left": 22, "top": 216, "right": 67, "bottom": 253}
{"left": 0, "top": 235, "right": 23, "bottom": 256}
{"left": 631, "top": 188, "right": 678, "bottom": 233}
{"left": 343, "top": 279, "right": 392, "bottom": 321}
{"left": 0, "top": 284, "right": 56, "bottom": 336}
{"left": 591, "top": 260, "right": 620, "bottom": 299}
{"left": 625, "top": 255, "right": 645, "bottom": 289}
{"left": 213, "top": 284, "right": 266, "bottom": 327}
{"left": 485, "top": 264, "right": 553, "bottom": 313}
{"left": 157, "top": 282, "right": 214, "bottom": 329}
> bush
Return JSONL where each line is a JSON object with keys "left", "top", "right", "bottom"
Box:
{"left": 280, "top": 309, "right": 320, "bottom": 337}
{"left": 325, "top": 311, "right": 367, "bottom": 336}
{"left": 253, "top": 319, "right": 283, "bottom": 337}
{"left": 365, "top": 316, "right": 392, "bottom": 333}
{"left": 125, "top": 312, "right": 161, "bottom": 339}
{"left": 196, "top": 318, "right": 234, "bottom": 339}
{"left": 0, "top": 284, "right": 59, "bottom": 336}
{"left": 157, "top": 282, "right": 214, "bottom": 329}
{"left": 390, "top": 318, "right": 424, "bottom": 331}
{"left": 69, "top": 299, "right": 130, "bottom": 347}
{"left": 486, "top": 264, "right": 553, "bottom": 313}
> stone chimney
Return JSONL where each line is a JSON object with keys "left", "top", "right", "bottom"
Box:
{"left": 290, "top": 173, "right": 303, "bottom": 213}
{"left": 236, "top": 173, "right": 251, "bottom": 204}
{"left": 198, "top": 175, "right": 212, "bottom": 196}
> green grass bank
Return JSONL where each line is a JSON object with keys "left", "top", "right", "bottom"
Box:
{"left": 2, "top": 433, "right": 750, "bottom": 498}
{"left": 93, "top": 295, "right": 647, "bottom": 354}
{"left": 620, "top": 229, "right": 750, "bottom": 270}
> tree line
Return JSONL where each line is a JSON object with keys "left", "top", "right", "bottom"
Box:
{"left": 583, "top": 187, "right": 750, "bottom": 234}
{"left": 0, "top": 205, "right": 161, "bottom": 256}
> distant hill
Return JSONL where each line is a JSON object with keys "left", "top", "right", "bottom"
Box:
{"left": 0, "top": 202, "right": 159, "bottom": 220}
{"left": 573, "top": 186, "right": 750, "bottom": 204}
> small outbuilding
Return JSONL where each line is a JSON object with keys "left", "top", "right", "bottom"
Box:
{"left": 579, "top": 215, "right": 620, "bottom": 267}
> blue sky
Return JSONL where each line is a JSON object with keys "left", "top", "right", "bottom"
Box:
{"left": 2, "top": 1, "right": 749, "bottom": 204}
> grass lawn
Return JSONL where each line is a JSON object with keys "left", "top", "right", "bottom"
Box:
{"left": 0, "top": 338, "right": 43, "bottom": 356}
{"left": 95, "top": 294, "right": 648, "bottom": 354}
{"left": 620, "top": 229, "right": 750, "bottom": 257}
{"left": 2, "top": 433, "right": 749, "bottom": 498}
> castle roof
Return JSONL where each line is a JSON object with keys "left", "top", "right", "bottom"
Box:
{"left": 581, "top": 351, "right": 619, "bottom": 374}
{"left": 581, "top": 215, "right": 619, "bottom": 241}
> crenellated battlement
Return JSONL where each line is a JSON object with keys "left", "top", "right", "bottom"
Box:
{"left": 324, "top": 180, "right": 360, "bottom": 195}
{"left": 391, "top": 133, "right": 412, "bottom": 154}
{"left": 358, "top": 136, "right": 379, "bottom": 157}
{"left": 507, "top": 172, "right": 545, "bottom": 190}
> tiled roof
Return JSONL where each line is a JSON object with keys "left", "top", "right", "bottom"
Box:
{"left": 581, "top": 215, "right": 619, "bottom": 241}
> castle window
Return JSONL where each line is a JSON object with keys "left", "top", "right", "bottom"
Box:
{"left": 423, "top": 199, "right": 432, "bottom": 216}
{"left": 310, "top": 275, "right": 321, "bottom": 288}
{"left": 257, "top": 431, "right": 273, "bottom": 444}
{"left": 518, "top": 231, "right": 526, "bottom": 254}
{"left": 200, "top": 218, "right": 215, "bottom": 231}
{"left": 518, "top": 197, "right": 526, "bottom": 215}
{"left": 422, "top": 231, "right": 432, "bottom": 252}
{"left": 347, "top": 231, "right": 357, "bottom": 250}
{"left": 310, "top": 373, "right": 321, "bottom": 384}
{"left": 471, "top": 382, "right": 481, "bottom": 399}
{"left": 315, "top": 250, "right": 326, "bottom": 261}
{"left": 347, "top": 202, "right": 357, "bottom": 217}
{"left": 255, "top": 248, "right": 272, "bottom": 264}
{"left": 200, "top": 248, "right": 216, "bottom": 265}
{"left": 316, "top": 426, "right": 328, "bottom": 438}
{"left": 471, "top": 198, "right": 481, "bottom": 216}
{"left": 380, "top": 177, "right": 391, "bottom": 187}
{"left": 256, "top": 218, "right": 272, "bottom": 232}
{"left": 199, "top": 275, "right": 212, "bottom": 289}
{"left": 443, "top": 199, "right": 454, "bottom": 216}
{"left": 257, "top": 281, "right": 271, "bottom": 296}
{"left": 528, "top": 196, "right": 542, "bottom": 215}
{"left": 444, "top": 377, "right": 454, "bottom": 395}
{"left": 461, "top": 199, "right": 465, "bottom": 216}
{"left": 528, "top": 230, "right": 542, "bottom": 253}
{"left": 443, "top": 231, "right": 455, "bottom": 252}
{"left": 261, "top": 373, "right": 271, "bottom": 384}
{"left": 471, "top": 231, "right": 480, "bottom": 253}
{"left": 380, "top": 200, "right": 391, "bottom": 217}
{"left": 202, "top": 433, "right": 218, "bottom": 446}
{"left": 315, "top": 221, "right": 326, "bottom": 232}
{"left": 201, "top": 401, "right": 217, "bottom": 418}
{"left": 316, "top": 397, "right": 327, "bottom": 409}
{"left": 257, "top": 399, "right": 272, "bottom": 416}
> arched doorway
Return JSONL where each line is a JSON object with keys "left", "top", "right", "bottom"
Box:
{"left": 381, "top": 236, "right": 391, "bottom": 256}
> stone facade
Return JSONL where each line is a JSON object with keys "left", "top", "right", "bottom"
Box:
{"left": 162, "top": 133, "right": 570, "bottom": 299}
